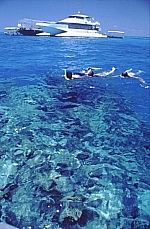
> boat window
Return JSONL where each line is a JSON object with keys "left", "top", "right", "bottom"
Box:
{"left": 68, "top": 16, "right": 85, "bottom": 20}
{"left": 68, "top": 23, "right": 93, "bottom": 30}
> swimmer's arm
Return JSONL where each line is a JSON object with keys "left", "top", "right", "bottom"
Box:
{"left": 96, "top": 68, "right": 116, "bottom": 77}
{"left": 103, "top": 68, "right": 116, "bottom": 76}
{"left": 138, "top": 77, "right": 146, "bottom": 83}
{"left": 105, "top": 70, "right": 113, "bottom": 76}
{"left": 125, "top": 68, "right": 132, "bottom": 73}
{"left": 94, "top": 73, "right": 107, "bottom": 77}
{"left": 64, "top": 75, "right": 70, "bottom": 80}
{"left": 62, "top": 69, "right": 69, "bottom": 80}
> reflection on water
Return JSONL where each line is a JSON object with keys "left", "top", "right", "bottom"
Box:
{"left": 0, "top": 74, "right": 150, "bottom": 229}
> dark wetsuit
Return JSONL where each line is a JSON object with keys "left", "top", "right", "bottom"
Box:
{"left": 74, "top": 72, "right": 85, "bottom": 76}
{"left": 121, "top": 72, "right": 129, "bottom": 77}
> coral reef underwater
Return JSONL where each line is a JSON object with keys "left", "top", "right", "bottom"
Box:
{"left": 0, "top": 75, "right": 150, "bottom": 229}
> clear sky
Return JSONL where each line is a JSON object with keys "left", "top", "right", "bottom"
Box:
{"left": 0, "top": 0, "right": 149, "bottom": 37}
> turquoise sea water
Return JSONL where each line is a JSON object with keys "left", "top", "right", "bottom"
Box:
{"left": 0, "top": 33, "right": 150, "bottom": 229}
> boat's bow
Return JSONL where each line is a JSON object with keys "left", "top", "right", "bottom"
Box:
{"left": 36, "top": 22, "right": 67, "bottom": 36}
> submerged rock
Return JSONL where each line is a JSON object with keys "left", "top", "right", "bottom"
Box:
{"left": 0, "top": 160, "right": 18, "bottom": 189}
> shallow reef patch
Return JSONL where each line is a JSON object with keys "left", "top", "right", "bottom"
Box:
{"left": 0, "top": 76, "right": 150, "bottom": 229}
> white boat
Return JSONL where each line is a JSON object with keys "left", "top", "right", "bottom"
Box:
{"left": 4, "top": 27, "right": 20, "bottom": 36}
{"left": 36, "top": 12, "right": 107, "bottom": 38}
{"left": 107, "top": 30, "right": 124, "bottom": 38}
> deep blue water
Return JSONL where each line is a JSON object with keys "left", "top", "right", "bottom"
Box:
{"left": 0, "top": 33, "right": 150, "bottom": 229}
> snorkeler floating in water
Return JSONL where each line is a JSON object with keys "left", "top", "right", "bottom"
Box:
{"left": 120, "top": 68, "right": 145, "bottom": 83}
{"left": 63, "top": 70, "right": 84, "bottom": 80}
{"left": 64, "top": 67, "right": 116, "bottom": 80}
{"left": 63, "top": 67, "right": 147, "bottom": 86}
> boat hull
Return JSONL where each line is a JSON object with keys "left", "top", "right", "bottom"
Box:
{"left": 107, "top": 31, "right": 124, "bottom": 39}
{"left": 18, "top": 28, "right": 43, "bottom": 36}
{"left": 56, "top": 30, "right": 107, "bottom": 38}
{"left": 36, "top": 23, "right": 107, "bottom": 38}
